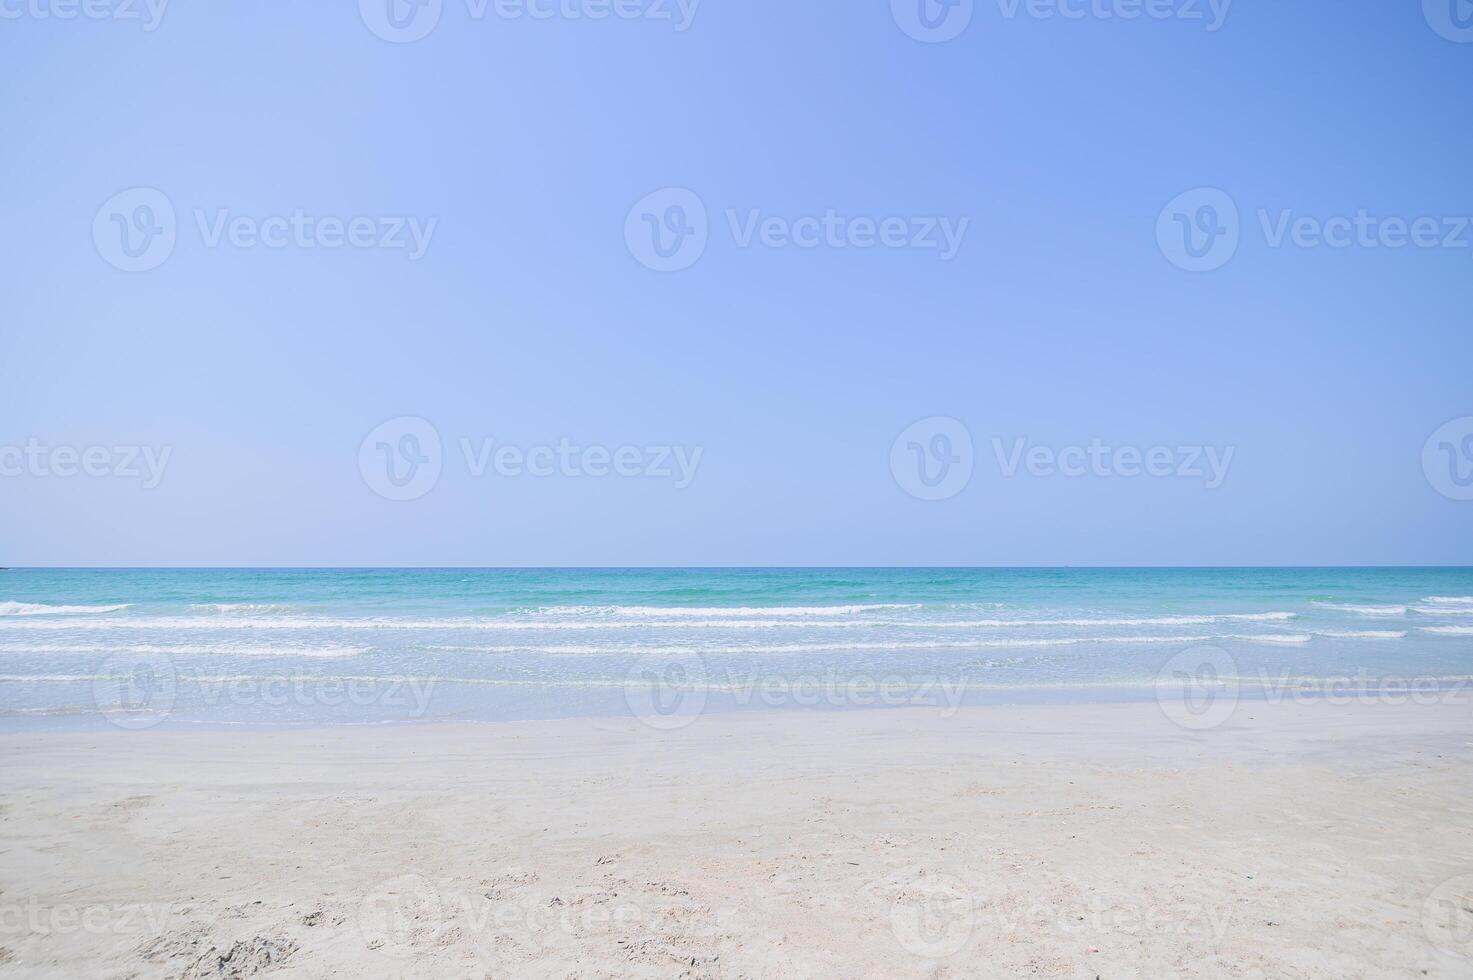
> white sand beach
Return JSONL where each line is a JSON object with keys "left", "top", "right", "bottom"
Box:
{"left": 2, "top": 700, "right": 1472, "bottom": 978}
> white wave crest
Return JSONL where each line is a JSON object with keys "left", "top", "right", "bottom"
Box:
{"left": 190, "top": 603, "right": 302, "bottom": 615}
{"left": 0, "top": 602, "right": 131, "bottom": 616}
{"left": 0, "top": 642, "right": 365, "bottom": 658}
{"left": 1311, "top": 602, "right": 1407, "bottom": 617}
{"left": 427, "top": 635, "right": 1241, "bottom": 656}
{"left": 1423, "top": 596, "right": 1473, "bottom": 605}
{"left": 0, "top": 616, "right": 489, "bottom": 632}
{"left": 1310, "top": 630, "right": 1409, "bottom": 640}
{"left": 538, "top": 604, "right": 923, "bottom": 618}
{"left": 0, "top": 609, "right": 1300, "bottom": 633}
{"left": 1420, "top": 626, "right": 1473, "bottom": 635}
{"left": 1230, "top": 633, "right": 1313, "bottom": 645}
{"left": 939, "top": 612, "right": 1296, "bottom": 628}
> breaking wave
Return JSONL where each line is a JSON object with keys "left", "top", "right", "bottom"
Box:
{"left": 0, "top": 602, "right": 131, "bottom": 616}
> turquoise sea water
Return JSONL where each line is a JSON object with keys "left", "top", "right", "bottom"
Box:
{"left": 1, "top": 567, "right": 1471, "bottom": 730}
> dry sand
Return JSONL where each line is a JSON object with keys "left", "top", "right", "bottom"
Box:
{"left": 2, "top": 699, "right": 1472, "bottom": 978}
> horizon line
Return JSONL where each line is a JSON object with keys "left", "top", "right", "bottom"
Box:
{"left": 5, "top": 565, "right": 1473, "bottom": 572}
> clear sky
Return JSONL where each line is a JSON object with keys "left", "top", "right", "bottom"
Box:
{"left": 2, "top": 0, "right": 1471, "bottom": 566}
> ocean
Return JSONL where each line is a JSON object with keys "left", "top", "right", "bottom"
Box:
{"left": 1, "top": 567, "right": 1471, "bottom": 730}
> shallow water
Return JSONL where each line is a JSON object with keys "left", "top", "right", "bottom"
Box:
{"left": 1, "top": 567, "right": 1470, "bottom": 729}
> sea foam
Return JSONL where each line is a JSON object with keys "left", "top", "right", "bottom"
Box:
{"left": 0, "top": 602, "right": 131, "bottom": 616}
{"left": 1311, "top": 602, "right": 1408, "bottom": 617}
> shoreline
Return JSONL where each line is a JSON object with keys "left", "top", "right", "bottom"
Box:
{"left": 7, "top": 669, "right": 1473, "bottom": 735}
{"left": 6, "top": 694, "right": 1472, "bottom": 759}
{"left": 3, "top": 700, "right": 1473, "bottom": 977}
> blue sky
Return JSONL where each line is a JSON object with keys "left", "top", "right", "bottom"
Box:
{"left": 2, "top": 0, "right": 1471, "bottom": 566}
